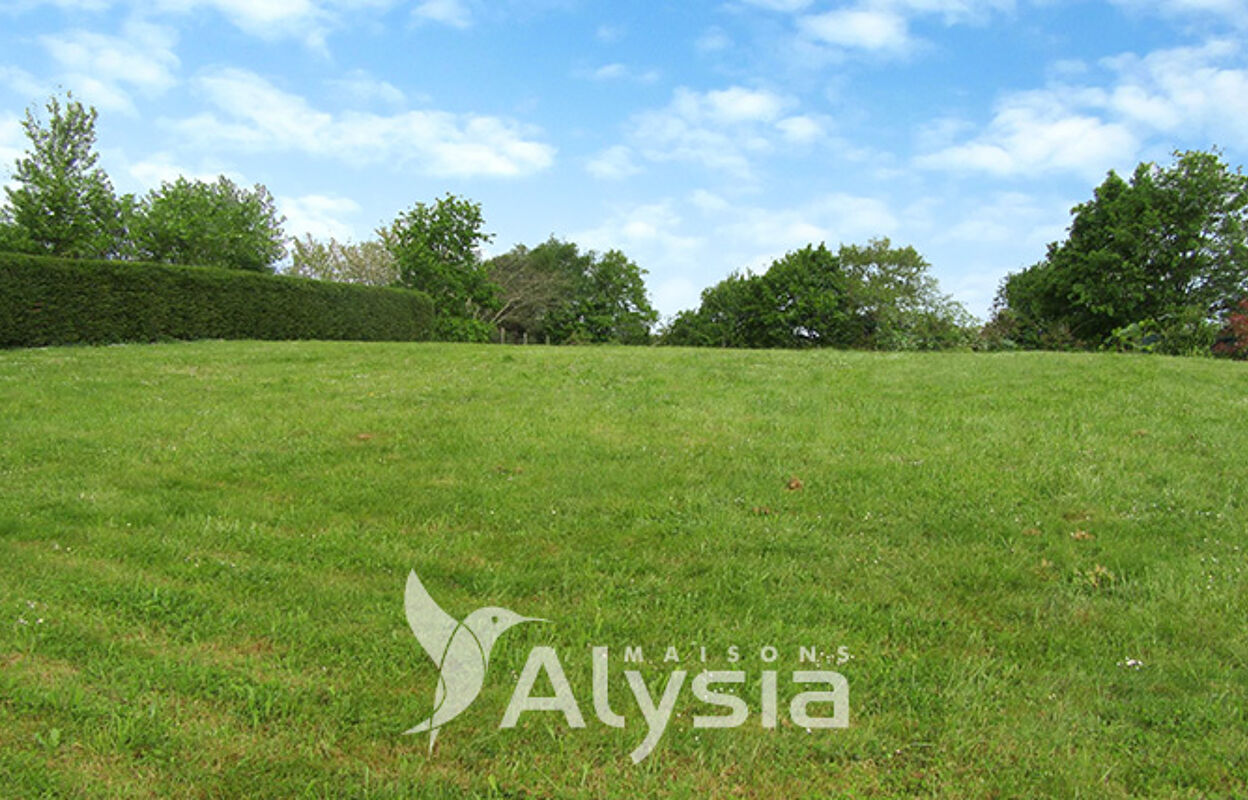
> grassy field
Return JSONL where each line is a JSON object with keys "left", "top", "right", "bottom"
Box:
{"left": 1, "top": 341, "right": 1246, "bottom": 798}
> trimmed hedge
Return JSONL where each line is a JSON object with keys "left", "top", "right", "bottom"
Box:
{"left": 1, "top": 252, "right": 435, "bottom": 347}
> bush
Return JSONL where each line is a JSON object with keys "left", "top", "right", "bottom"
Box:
{"left": 0, "top": 252, "right": 434, "bottom": 348}
{"left": 1104, "top": 308, "right": 1219, "bottom": 357}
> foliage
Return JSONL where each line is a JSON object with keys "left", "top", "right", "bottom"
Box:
{"left": 3, "top": 93, "right": 124, "bottom": 258}
{"left": 0, "top": 251, "right": 433, "bottom": 347}
{"left": 544, "top": 245, "right": 658, "bottom": 344}
{"left": 486, "top": 239, "right": 578, "bottom": 340}
{"left": 1102, "top": 307, "right": 1220, "bottom": 356}
{"left": 288, "top": 231, "right": 399, "bottom": 286}
{"left": 125, "top": 176, "right": 287, "bottom": 272}
{"left": 662, "top": 239, "right": 973, "bottom": 350}
{"left": 388, "top": 194, "right": 499, "bottom": 339}
{"left": 1214, "top": 297, "right": 1248, "bottom": 359}
{"left": 995, "top": 149, "right": 1248, "bottom": 349}
{"left": 0, "top": 209, "right": 35, "bottom": 254}
{"left": 487, "top": 237, "right": 658, "bottom": 344}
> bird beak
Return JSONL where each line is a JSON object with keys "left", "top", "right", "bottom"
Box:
{"left": 524, "top": 617, "right": 548, "bottom": 624}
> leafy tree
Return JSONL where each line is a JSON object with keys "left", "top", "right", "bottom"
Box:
{"left": 388, "top": 194, "right": 498, "bottom": 341}
{"left": 995, "top": 149, "right": 1248, "bottom": 349}
{"left": 666, "top": 270, "right": 789, "bottom": 348}
{"left": 765, "top": 244, "right": 856, "bottom": 347}
{"left": 125, "top": 176, "right": 286, "bottom": 272}
{"left": 547, "top": 247, "right": 658, "bottom": 344}
{"left": 3, "top": 93, "right": 124, "bottom": 258}
{"left": 488, "top": 237, "right": 658, "bottom": 344}
{"left": 289, "top": 231, "right": 399, "bottom": 286}
{"left": 839, "top": 239, "right": 975, "bottom": 350}
{"left": 486, "top": 238, "right": 578, "bottom": 339}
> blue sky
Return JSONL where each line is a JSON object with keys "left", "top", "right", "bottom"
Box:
{"left": 2, "top": 0, "right": 1247, "bottom": 321}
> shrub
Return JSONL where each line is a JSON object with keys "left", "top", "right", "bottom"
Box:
{"left": 1104, "top": 308, "right": 1219, "bottom": 357}
{"left": 0, "top": 252, "right": 434, "bottom": 348}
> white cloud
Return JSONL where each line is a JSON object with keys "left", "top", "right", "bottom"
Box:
{"left": 412, "top": 0, "right": 472, "bottom": 28}
{"left": 152, "top": 0, "right": 331, "bottom": 45}
{"left": 39, "top": 22, "right": 180, "bottom": 112}
{"left": 627, "top": 86, "right": 803, "bottom": 175}
{"left": 702, "top": 86, "right": 788, "bottom": 123}
{"left": 585, "top": 145, "right": 641, "bottom": 180}
{"left": 173, "top": 68, "right": 555, "bottom": 178}
{"left": 776, "top": 115, "right": 825, "bottom": 144}
{"left": 799, "top": 7, "right": 911, "bottom": 53}
{"left": 916, "top": 88, "right": 1138, "bottom": 178}
{"left": 579, "top": 63, "right": 661, "bottom": 84}
{"left": 0, "top": 66, "right": 49, "bottom": 102}
{"left": 327, "top": 69, "right": 405, "bottom": 107}
{"left": 1102, "top": 39, "right": 1248, "bottom": 145}
{"left": 10, "top": 0, "right": 398, "bottom": 47}
{"left": 917, "top": 38, "right": 1248, "bottom": 178}
{"left": 280, "top": 193, "right": 362, "bottom": 241}
{"left": 791, "top": 0, "right": 1014, "bottom": 59}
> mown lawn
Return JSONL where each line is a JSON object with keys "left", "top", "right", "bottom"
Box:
{"left": 1, "top": 341, "right": 1245, "bottom": 798}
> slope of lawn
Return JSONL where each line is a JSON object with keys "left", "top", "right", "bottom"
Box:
{"left": 1, "top": 341, "right": 1245, "bottom": 798}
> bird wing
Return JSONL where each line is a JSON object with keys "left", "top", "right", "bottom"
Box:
{"left": 404, "top": 570, "right": 460, "bottom": 667}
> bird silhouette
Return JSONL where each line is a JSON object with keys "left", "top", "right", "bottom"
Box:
{"left": 403, "top": 570, "right": 543, "bottom": 752}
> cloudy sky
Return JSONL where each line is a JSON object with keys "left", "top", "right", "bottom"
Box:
{"left": 2, "top": 1, "right": 1247, "bottom": 320}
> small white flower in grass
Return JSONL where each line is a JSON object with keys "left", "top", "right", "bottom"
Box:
{"left": 1117, "top": 658, "right": 1145, "bottom": 669}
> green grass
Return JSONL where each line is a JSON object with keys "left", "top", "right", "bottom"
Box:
{"left": 1, "top": 341, "right": 1246, "bottom": 798}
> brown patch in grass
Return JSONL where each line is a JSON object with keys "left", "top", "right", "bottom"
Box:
{"left": 1, "top": 652, "right": 81, "bottom": 684}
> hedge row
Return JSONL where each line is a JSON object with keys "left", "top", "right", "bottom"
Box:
{"left": 1, "top": 252, "right": 435, "bottom": 347}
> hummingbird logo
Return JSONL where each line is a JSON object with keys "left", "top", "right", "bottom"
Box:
{"left": 403, "top": 570, "right": 544, "bottom": 752}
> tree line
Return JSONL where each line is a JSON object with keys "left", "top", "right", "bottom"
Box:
{"left": 0, "top": 93, "right": 658, "bottom": 345}
{"left": 3, "top": 93, "right": 1246, "bottom": 357}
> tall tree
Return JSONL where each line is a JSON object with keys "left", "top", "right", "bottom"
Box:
{"left": 125, "top": 176, "right": 286, "bottom": 272}
{"left": 546, "top": 247, "right": 658, "bottom": 344}
{"left": 4, "top": 93, "right": 124, "bottom": 258}
{"left": 489, "top": 237, "right": 659, "bottom": 344}
{"left": 388, "top": 194, "right": 499, "bottom": 341}
{"left": 996, "top": 149, "right": 1248, "bottom": 348}
{"left": 486, "top": 238, "right": 579, "bottom": 339}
